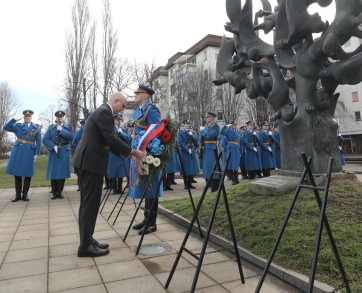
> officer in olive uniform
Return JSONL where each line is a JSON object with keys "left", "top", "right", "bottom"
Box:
{"left": 220, "top": 120, "right": 241, "bottom": 185}
{"left": 43, "top": 110, "right": 74, "bottom": 199}
{"left": 200, "top": 112, "right": 220, "bottom": 192}
{"left": 258, "top": 121, "right": 276, "bottom": 177}
{"left": 4, "top": 110, "right": 42, "bottom": 202}
{"left": 130, "top": 84, "right": 162, "bottom": 235}
{"left": 178, "top": 119, "right": 200, "bottom": 189}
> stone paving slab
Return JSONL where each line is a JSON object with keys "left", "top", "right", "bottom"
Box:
{"left": 0, "top": 175, "right": 347, "bottom": 292}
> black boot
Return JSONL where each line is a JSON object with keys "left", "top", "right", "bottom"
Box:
{"left": 211, "top": 179, "right": 220, "bottom": 192}
{"left": 183, "top": 176, "right": 188, "bottom": 189}
{"left": 110, "top": 178, "right": 117, "bottom": 194}
{"left": 50, "top": 180, "right": 58, "bottom": 199}
{"left": 104, "top": 176, "right": 110, "bottom": 189}
{"left": 57, "top": 179, "right": 65, "bottom": 199}
{"left": 191, "top": 176, "right": 197, "bottom": 183}
{"left": 139, "top": 198, "right": 158, "bottom": 235}
{"left": 187, "top": 176, "right": 196, "bottom": 189}
{"left": 163, "top": 174, "right": 168, "bottom": 191}
{"left": 166, "top": 173, "right": 174, "bottom": 191}
{"left": 22, "top": 177, "right": 31, "bottom": 201}
{"left": 234, "top": 171, "right": 240, "bottom": 184}
{"left": 170, "top": 173, "right": 177, "bottom": 185}
{"left": 12, "top": 176, "right": 22, "bottom": 202}
{"left": 117, "top": 178, "right": 123, "bottom": 193}
{"left": 248, "top": 171, "right": 256, "bottom": 180}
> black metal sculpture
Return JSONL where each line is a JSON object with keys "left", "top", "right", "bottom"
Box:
{"left": 214, "top": 0, "right": 362, "bottom": 172}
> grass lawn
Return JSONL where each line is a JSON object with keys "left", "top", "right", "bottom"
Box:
{"left": 0, "top": 156, "right": 77, "bottom": 189}
{"left": 162, "top": 177, "right": 362, "bottom": 292}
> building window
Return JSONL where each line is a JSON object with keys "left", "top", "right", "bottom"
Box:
{"left": 171, "top": 84, "right": 176, "bottom": 96}
{"left": 355, "top": 111, "right": 361, "bottom": 121}
{"left": 352, "top": 91, "right": 359, "bottom": 102}
{"left": 203, "top": 50, "right": 207, "bottom": 61}
{"left": 191, "top": 59, "right": 196, "bottom": 64}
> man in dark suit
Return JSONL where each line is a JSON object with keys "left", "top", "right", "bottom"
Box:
{"left": 73, "top": 91, "right": 144, "bottom": 257}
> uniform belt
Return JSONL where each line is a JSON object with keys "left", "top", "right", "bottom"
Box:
{"left": 264, "top": 142, "right": 270, "bottom": 145}
{"left": 17, "top": 138, "right": 35, "bottom": 144}
{"left": 186, "top": 143, "right": 192, "bottom": 147}
{"left": 204, "top": 140, "right": 217, "bottom": 144}
{"left": 228, "top": 141, "right": 240, "bottom": 146}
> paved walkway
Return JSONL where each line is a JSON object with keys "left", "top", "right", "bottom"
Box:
{"left": 0, "top": 178, "right": 309, "bottom": 293}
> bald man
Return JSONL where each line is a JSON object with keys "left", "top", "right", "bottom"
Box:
{"left": 73, "top": 92, "right": 144, "bottom": 257}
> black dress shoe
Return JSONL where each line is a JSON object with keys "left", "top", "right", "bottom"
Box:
{"left": 22, "top": 194, "right": 29, "bottom": 201}
{"left": 51, "top": 193, "right": 57, "bottom": 200}
{"left": 78, "top": 244, "right": 109, "bottom": 257}
{"left": 93, "top": 239, "right": 109, "bottom": 249}
{"left": 12, "top": 195, "right": 21, "bottom": 202}
{"left": 58, "top": 192, "right": 64, "bottom": 199}
{"left": 132, "top": 221, "right": 146, "bottom": 230}
{"left": 103, "top": 186, "right": 109, "bottom": 189}
{"left": 138, "top": 224, "right": 157, "bottom": 235}
{"left": 167, "top": 186, "right": 174, "bottom": 191}
{"left": 171, "top": 181, "right": 177, "bottom": 185}
{"left": 191, "top": 179, "right": 197, "bottom": 183}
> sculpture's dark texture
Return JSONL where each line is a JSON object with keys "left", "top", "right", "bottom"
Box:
{"left": 214, "top": 0, "right": 362, "bottom": 172}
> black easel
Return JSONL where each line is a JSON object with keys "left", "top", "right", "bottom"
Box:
{"left": 100, "top": 156, "right": 126, "bottom": 213}
{"left": 165, "top": 150, "right": 245, "bottom": 292}
{"left": 255, "top": 153, "right": 351, "bottom": 293}
{"left": 122, "top": 169, "right": 165, "bottom": 255}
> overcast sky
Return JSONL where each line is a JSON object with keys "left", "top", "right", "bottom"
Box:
{"left": 0, "top": 0, "right": 334, "bottom": 122}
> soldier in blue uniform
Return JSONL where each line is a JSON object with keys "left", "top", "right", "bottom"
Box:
{"left": 272, "top": 123, "right": 281, "bottom": 169}
{"left": 220, "top": 120, "right": 241, "bottom": 185}
{"left": 200, "top": 112, "right": 220, "bottom": 191}
{"left": 130, "top": 84, "right": 162, "bottom": 235}
{"left": 4, "top": 110, "right": 42, "bottom": 202}
{"left": 243, "top": 121, "right": 262, "bottom": 180}
{"left": 178, "top": 119, "right": 200, "bottom": 189}
{"left": 258, "top": 121, "right": 276, "bottom": 177}
{"left": 43, "top": 110, "right": 74, "bottom": 199}
{"left": 220, "top": 133, "right": 228, "bottom": 173}
{"left": 337, "top": 131, "right": 346, "bottom": 166}
{"left": 239, "top": 125, "right": 248, "bottom": 179}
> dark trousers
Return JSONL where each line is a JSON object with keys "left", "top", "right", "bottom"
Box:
{"left": 144, "top": 198, "right": 158, "bottom": 224}
{"left": 77, "top": 169, "right": 103, "bottom": 249}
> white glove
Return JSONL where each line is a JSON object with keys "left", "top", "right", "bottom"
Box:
{"left": 339, "top": 146, "right": 342, "bottom": 150}
{"left": 338, "top": 133, "right": 341, "bottom": 137}
{"left": 268, "top": 146, "right": 272, "bottom": 152}
{"left": 57, "top": 125, "right": 62, "bottom": 131}
{"left": 253, "top": 131, "right": 256, "bottom": 135}
{"left": 16, "top": 116, "right": 23, "bottom": 121}
{"left": 253, "top": 147, "right": 257, "bottom": 152}
{"left": 226, "top": 124, "right": 232, "bottom": 127}
{"left": 188, "top": 131, "right": 193, "bottom": 135}
{"left": 268, "top": 131, "right": 272, "bottom": 136}
{"left": 33, "top": 155, "right": 38, "bottom": 162}
{"left": 118, "top": 128, "right": 123, "bottom": 133}
{"left": 188, "top": 149, "right": 192, "bottom": 154}
{"left": 53, "top": 146, "right": 58, "bottom": 153}
{"left": 199, "top": 126, "right": 205, "bottom": 131}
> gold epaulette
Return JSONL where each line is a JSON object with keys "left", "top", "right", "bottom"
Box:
{"left": 28, "top": 124, "right": 42, "bottom": 136}
{"left": 134, "top": 104, "right": 160, "bottom": 129}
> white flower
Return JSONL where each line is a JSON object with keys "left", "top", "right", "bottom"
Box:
{"left": 153, "top": 157, "right": 161, "bottom": 167}
{"left": 146, "top": 155, "right": 154, "bottom": 164}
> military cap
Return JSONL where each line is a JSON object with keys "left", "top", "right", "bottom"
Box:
{"left": 253, "top": 126, "right": 260, "bottom": 130}
{"left": 229, "top": 120, "right": 238, "bottom": 125}
{"left": 22, "top": 110, "right": 34, "bottom": 115}
{"left": 55, "top": 110, "right": 66, "bottom": 117}
{"left": 182, "top": 119, "right": 190, "bottom": 124}
{"left": 261, "top": 121, "right": 269, "bottom": 126}
{"left": 245, "top": 120, "right": 253, "bottom": 125}
{"left": 126, "top": 121, "right": 134, "bottom": 127}
{"left": 134, "top": 84, "right": 155, "bottom": 96}
{"left": 79, "top": 119, "right": 85, "bottom": 125}
{"left": 239, "top": 125, "right": 246, "bottom": 129}
{"left": 205, "top": 111, "right": 217, "bottom": 118}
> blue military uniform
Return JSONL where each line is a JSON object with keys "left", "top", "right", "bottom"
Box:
{"left": 239, "top": 126, "right": 248, "bottom": 179}
{"left": 272, "top": 127, "right": 281, "bottom": 169}
{"left": 338, "top": 133, "right": 346, "bottom": 166}
{"left": 178, "top": 120, "right": 200, "bottom": 189}
{"left": 72, "top": 124, "right": 84, "bottom": 150}
{"left": 220, "top": 134, "right": 228, "bottom": 169}
{"left": 200, "top": 112, "right": 220, "bottom": 191}
{"left": 43, "top": 110, "right": 74, "bottom": 199}
{"left": 243, "top": 123, "right": 262, "bottom": 179}
{"left": 258, "top": 122, "right": 276, "bottom": 177}
{"left": 4, "top": 110, "right": 42, "bottom": 201}
{"left": 163, "top": 148, "right": 178, "bottom": 191}
{"left": 220, "top": 121, "right": 241, "bottom": 184}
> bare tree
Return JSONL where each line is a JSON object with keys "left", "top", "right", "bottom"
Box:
{"left": 218, "top": 83, "right": 247, "bottom": 123}
{"left": 88, "top": 23, "right": 99, "bottom": 110}
{"left": 38, "top": 104, "right": 58, "bottom": 132}
{"left": 133, "top": 58, "right": 157, "bottom": 86}
{"left": 64, "top": 0, "right": 94, "bottom": 130}
{"left": 110, "top": 57, "right": 135, "bottom": 93}
{"left": 100, "top": 0, "right": 118, "bottom": 103}
{"left": 0, "top": 82, "right": 21, "bottom": 156}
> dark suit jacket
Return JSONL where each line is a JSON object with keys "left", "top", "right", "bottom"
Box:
{"left": 72, "top": 103, "right": 132, "bottom": 175}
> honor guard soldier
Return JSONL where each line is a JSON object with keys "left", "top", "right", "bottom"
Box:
{"left": 220, "top": 133, "right": 228, "bottom": 173}
{"left": 130, "top": 84, "right": 162, "bottom": 235}
{"left": 43, "top": 110, "right": 74, "bottom": 199}
{"left": 220, "top": 120, "right": 241, "bottom": 185}
{"left": 258, "top": 121, "right": 276, "bottom": 177}
{"left": 178, "top": 119, "right": 200, "bottom": 189}
{"left": 200, "top": 112, "right": 220, "bottom": 192}
{"left": 107, "top": 113, "right": 131, "bottom": 194}
{"left": 243, "top": 121, "right": 262, "bottom": 180}
{"left": 272, "top": 123, "right": 281, "bottom": 168}
{"left": 239, "top": 125, "right": 248, "bottom": 179}
{"left": 4, "top": 110, "right": 42, "bottom": 202}
{"left": 337, "top": 130, "right": 346, "bottom": 166}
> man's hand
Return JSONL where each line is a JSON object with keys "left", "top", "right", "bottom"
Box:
{"left": 268, "top": 146, "right": 272, "bottom": 152}
{"left": 34, "top": 155, "right": 38, "bottom": 162}
{"left": 53, "top": 146, "right": 58, "bottom": 153}
{"left": 253, "top": 147, "right": 257, "bottom": 152}
{"left": 188, "top": 149, "right": 192, "bottom": 154}
{"left": 226, "top": 124, "right": 232, "bottom": 127}
{"left": 118, "top": 128, "right": 123, "bottom": 133}
{"left": 188, "top": 131, "right": 193, "bottom": 135}
{"left": 57, "top": 125, "right": 62, "bottom": 131}
{"left": 199, "top": 126, "right": 205, "bottom": 131}
{"left": 268, "top": 131, "right": 272, "bottom": 136}
{"left": 253, "top": 131, "right": 256, "bottom": 135}
{"left": 130, "top": 149, "right": 144, "bottom": 160}
{"left": 16, "top": 116, "right": 23, "bottom": 121}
